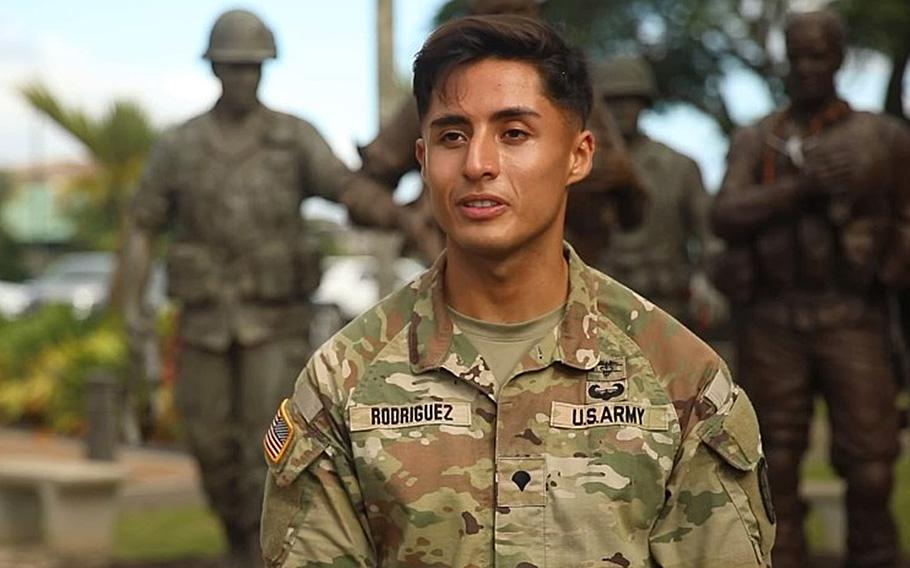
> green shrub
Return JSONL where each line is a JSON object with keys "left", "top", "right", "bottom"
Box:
{"left": 0, "top": 305, "right": 127, "bottom": 432}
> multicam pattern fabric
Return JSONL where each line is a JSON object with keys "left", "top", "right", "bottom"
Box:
{"left": 261, "top": 245, "right": 775, "bottom": 568}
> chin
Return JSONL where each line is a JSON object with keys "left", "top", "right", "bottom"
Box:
{"left": 449, "top": 232, "right": 519, "bottom": 259}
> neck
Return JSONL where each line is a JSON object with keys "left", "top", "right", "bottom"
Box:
{"left": 444, "top": 237, "right": 569, "bottom": 324}
{"left": 214, "top": 98, "right": 260, "bottom": 123}
{"left": 790, "top": 92, "right": 839, "bottom": 122}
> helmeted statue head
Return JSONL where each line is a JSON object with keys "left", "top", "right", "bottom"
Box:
{"left": 591, "top": 55, "right": 658, "bottom": 105}
{"left": 203, "top": 9, "right": 277, "bottom": 63}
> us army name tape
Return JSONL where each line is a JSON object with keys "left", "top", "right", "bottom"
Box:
{"left": 349, "top": 402, "right": 472, "bottom": 431}
{"left": 550, "top": 401, "right": 671, "bottom": 431}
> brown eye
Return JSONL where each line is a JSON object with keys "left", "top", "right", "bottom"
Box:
{"left": 440, "top": 131, "right": 466, "bottom": 145}
{"left": 502, "top": 129, "right": 529, "bottom": 142}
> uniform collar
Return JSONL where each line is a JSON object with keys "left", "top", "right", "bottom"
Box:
{"left": 201, "top": 104, "right": 271, "bottom": 159}
{"left": 407, "top": 243, "right": 603, "bottom": 393}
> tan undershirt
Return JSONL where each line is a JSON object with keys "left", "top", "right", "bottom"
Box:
{"left": 449, "top": 303, "right": 566, "bottom": 395}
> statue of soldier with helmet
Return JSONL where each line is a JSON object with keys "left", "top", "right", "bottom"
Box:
{"left": 593, "top": 55, "right": 724, "bottom": 329}
{"left": 123, "top": 9, "right": 409, "bottom": 567}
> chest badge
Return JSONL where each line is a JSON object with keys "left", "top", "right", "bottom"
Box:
{"left": 586, "top": 357, "right": 628, "bottom": 403}
{"left": 588, "top": 381, "right": 625, "bottom": 402}
{"left": 588, "top": 357, "right": 627, "bottom": 381}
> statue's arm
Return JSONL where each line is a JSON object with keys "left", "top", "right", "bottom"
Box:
{"left": 122, "top": 227, "right": 154, "bottom": 337}
{"left": 357, "top": 98, "right": 421, "bottom": 189}
{"left": 297, "top": 121, "right": 403, "bottom": 230}
{"left": 710, "top": 126, "right": 805, "bottom": 241}
{"left": 124, "top": 137, "right": 174, "bottom": 335}
{"left": 881, "top": 122, "right": 910, "bottom": 288}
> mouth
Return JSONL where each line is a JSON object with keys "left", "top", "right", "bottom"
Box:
{"left": 456, "top": 194, "right": 508, "bottom": 221}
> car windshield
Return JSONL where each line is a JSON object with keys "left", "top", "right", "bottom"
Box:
{"left": 41, "top": 255, "right": 111, "bottom": 282}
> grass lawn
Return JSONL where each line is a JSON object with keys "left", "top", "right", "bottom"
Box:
{"left": 804, "top": 451, "right": 910, "bottom": 554}
{"left": 113, "top": 506, "right": 225, "bottom": 561}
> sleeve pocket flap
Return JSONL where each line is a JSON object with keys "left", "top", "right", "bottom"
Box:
{"left": 271, "top": 430, "right": 328, "bottom": 488}
{"left": 700, "top": 393, "right": 762, "bottom": 472}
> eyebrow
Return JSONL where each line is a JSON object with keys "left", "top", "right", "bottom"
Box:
{"left": 428, "top": 106, "right": 541, "bottom": 129}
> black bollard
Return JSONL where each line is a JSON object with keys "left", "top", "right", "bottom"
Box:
{"left": 85, "top": 371, "right": 119, "bottom": 461}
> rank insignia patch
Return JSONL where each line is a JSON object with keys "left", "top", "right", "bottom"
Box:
{"left": 263, "top": 399, "right": 295, "bottom": 464}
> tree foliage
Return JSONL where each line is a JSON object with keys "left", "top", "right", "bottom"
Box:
{"left": 0, "top": 171, "right": 28, "bottom": 281}
{"left": 19, "top": 83, "right": 157, "bottom": 249}
{"left": 833, "top": 0, "right": 910, "bottom": 121}
{"left": 436, "top": 0, "right": 908, "bottom": 133}
{"left": 20, "top": 84, "right": 158, "bottom": 308}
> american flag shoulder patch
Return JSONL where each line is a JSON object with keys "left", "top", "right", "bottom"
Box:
{"left": 264, "top": 399, "right": 295, "bottom": 464}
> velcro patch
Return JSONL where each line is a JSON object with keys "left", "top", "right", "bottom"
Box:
{"left": 550, "top": 401, "right": 671, "bottom": 431}
{"left": 349, "top": 402, "right": 472, "bottom": 432}
{"left": 263, "top": 399, "right": 295, "bottom": 464}
{"left": 702, "top": 368, "right": 733, "bottom": 412}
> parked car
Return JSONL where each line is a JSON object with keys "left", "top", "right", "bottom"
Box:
{"left": 28, "top": 252, "right": 166, "bottom": 317}
{"left": 309, "top": 255, "right": 425, "bottom": 346}
{"left": 0, "top": 280, "right": 35, "bottom": 319}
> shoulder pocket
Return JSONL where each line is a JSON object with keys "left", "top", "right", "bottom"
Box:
{"left": 699, "top": 391, "right": 762, "bottom": 471}
{"left": 698, "top": 391, "right": 775, "bottom": 563}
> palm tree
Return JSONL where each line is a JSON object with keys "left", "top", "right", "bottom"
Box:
{"left": 20, "top": 82, "right": 157, "bottom": 308}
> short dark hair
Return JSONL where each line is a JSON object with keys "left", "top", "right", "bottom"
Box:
{"left": 412, "top": 15, "right": 592, "bottom": 127}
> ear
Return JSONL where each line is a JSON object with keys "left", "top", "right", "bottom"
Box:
{"left": 415, "top": 138, "right": 428, "bottom": 183}
{"left": 566, "top": 129, "right": 595, "bottom": 186}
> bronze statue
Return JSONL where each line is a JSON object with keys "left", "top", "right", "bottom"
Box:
{"left": 122, "top": 10, "right": 408, "bottom": 568}
{"left": 352, "top": 0, "right": 647, "bottom": 264}
{"left": 710, "top": 10, "right": 910, "bottom": 568}
{"left": 593, "top": 56, "right": 723, "bottom": 328}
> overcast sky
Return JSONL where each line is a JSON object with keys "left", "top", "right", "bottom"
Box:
{"left": 1, "top": 0, "right": 900, "bottom": 222}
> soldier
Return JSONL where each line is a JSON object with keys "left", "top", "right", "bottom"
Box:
{"left": 710, "top": 10, "right": 910, "bottom": 568}
{"left": 122, "top": 10, "right": 409, "bottom": 568}
{"left": 261, "top": 15, "right": 774, "bottom": 567}
{"left": 353, "top": 0, "right": 646, "bottom": 264}
{"left": 594, "top": 55, "right": 723, "bottom": 328}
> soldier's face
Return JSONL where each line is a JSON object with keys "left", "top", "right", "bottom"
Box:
{"left": 416, "top": 58, "right": 593, "bottom": 259}
{"left": 604, "top": 95, "right": 648, "bottom": 139}
{"left": 785, "top": 21, "right": 842, "bottom": 105}
{"left": 213, "top": 62, "right": 262, "bottom": 112}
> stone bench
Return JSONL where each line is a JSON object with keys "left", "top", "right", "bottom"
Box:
{"left": 0, "top": 458, "right": 125, "bottom": 558}
{"left": 801, "top": 478, "right": 846, "bottom": 555}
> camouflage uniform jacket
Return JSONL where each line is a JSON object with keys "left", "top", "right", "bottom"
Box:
{"left": 261, "top": 246, "right": 775, "bottom": 567}
{"left": 599, "top": 136, "right": 716, "bottom": 308}
{"left": 132, "top": 105, "right": 396, "bottom": 351}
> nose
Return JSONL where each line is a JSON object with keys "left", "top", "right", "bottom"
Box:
{"left": 463, "top": 132, "right": 500, "bottom": 181}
